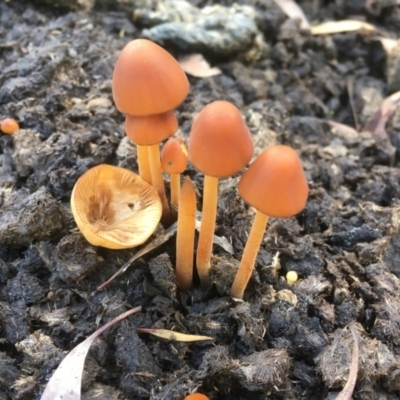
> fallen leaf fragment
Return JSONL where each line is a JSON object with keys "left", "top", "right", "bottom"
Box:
{"left": 335, "top": 326, "right": 359, "bottom": 400}
{"left": 273, "top": 0, "right": 310, "bottom": 30}
{"left": 179, "top": 54, "right": 221, "bottom": 78}
{"left": 323, "top": 120, "right": 359, "bottom": 140}
{"left": 310, "top": 20, "right": 376, "bottom": 35}
{"left": 379, "top": 37, "right": 398, "bottom": 54}
{"left": 97, "top": 222, "right": 178, "bottom": 290}
{"left": 362, "top": 90, "right": 400, "bottom": 138}
{"left": 98, "top": 218, "right": 233, "bottom": 291}
{"left": 40, "top": 306, "right": 142, "bottom": 400}
{"left": 138, "top": 328, "right": 214, "bottom": 342}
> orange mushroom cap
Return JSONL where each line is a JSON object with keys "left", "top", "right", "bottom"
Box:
{"left": 188, "top": 101, "right": 254, "bottom": 178}
{"left": 112, "top": 39, "right": 189, "bottom": 117}
{"left": 125, "top": 111, "right": 178, "bottom": 146}
{"left": 183, "top": 394, "right": 209, "bottom": 400}
{"left": 238, "top": 145, "right": 309, "bottom": 218}
{"left": 1, "top": 118, "right": 19, "bottom": 135}
{"left": 161, "top": 137, "right": 188, "bottom": 174}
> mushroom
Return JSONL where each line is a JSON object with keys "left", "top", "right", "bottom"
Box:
{"left": 71, "top": 164, "right": 162, "bottom": 249}
{"left": 184, "top": 394, "right": 209, "bottom": 400}
{"left": 230, "top": 145, "right": 309, "bottom": 299}
{"left": 1, "top": 118, "right": 19, "bottom": 135}
{"left": 176, "top": 177, "right": 196, "bottom": 291}
{"left": 188, "top": 100, "right": 254, "bottom": 287}
{"left": 161, "top": 137, "right": 188, "bottom": 209}
{"left": 112, "top": 39, "right": 189, "bottom": 221}
{"left": 286, "top": 271, "right": 298, "bottom": 285}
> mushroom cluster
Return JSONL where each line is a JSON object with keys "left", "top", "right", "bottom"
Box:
{"left": 70, "top": 38, "right": 309, "bottom": 301}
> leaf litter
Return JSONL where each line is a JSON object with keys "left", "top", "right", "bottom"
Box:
{"left": 40, "top": 306, "right": 142, "bottom": 400}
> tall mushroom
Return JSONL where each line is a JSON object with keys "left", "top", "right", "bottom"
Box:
{"left": 230, "top": 145, "right": 309, "bottom": 299}
{"left": 175, "top": 177, "right": 196, "bottom": 291}
{"left": 188, "top": 101, "right": 254, "bottom": 287}
{"left": 112, "top": 39, "right": 189, "bottom": 222}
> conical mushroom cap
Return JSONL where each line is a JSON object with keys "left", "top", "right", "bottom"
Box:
{"left": 71, "top": 164, "right": 162, "bottom": 249}
{"left": 161, "top": 137, "right": 188, "bottom": 174}
{"left": 238, "top": 145, "right": 309, "bottom": 218}
{"left": 125, "top": 111, "right": 178, "bottom": 146}
{"left": 188, "top": 101, "right": 254, "bottom": 178}
{"left": 112, "top": 39, "right": 189, "bottom": 116}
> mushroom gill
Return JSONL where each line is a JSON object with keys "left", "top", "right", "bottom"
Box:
{"left": 71, "top": 164, "right": 162, "bottom": 249}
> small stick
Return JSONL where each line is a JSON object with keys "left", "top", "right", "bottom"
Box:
{"left": 335, "top": 326, "right": 359, "bottom": 400}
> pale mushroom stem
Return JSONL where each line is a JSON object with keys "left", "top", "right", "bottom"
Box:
{"left": 137, "top": 145, "right": 152, "bottom": 185}
{"left": 196, "top": 175, "right": 219, "bottom": 287}
{"left": 170, "top": 173, "right": 180, "bottom": 208}
{"left": 148, "top": 143, "right": 172, "bottom": 223}
{"left": 231, "top": 211, "right": 269, "bottom": 299}
{"left": 176, "top": 177, "right": 196, "bottom": 291}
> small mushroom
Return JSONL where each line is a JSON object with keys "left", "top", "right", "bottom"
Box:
{"left": 231, "top": 145, "right": 309, "bottom": 299}
{"left": 161, "top": 137, "right": 189, "bottom": 209}
{"left": 188, "top": 100, "right": 254, "bottom": 287}
{"left": 112, "top": 39, "right": 189, "bottom": 222}
{"left": 176, "top": 176, "right": 196, "bottom": 291}
{"left": 184, "top": 394, "right": 209, "bottom": 400}
{"left": 286, "top": 271, "right": 298, "bottom": 285}
{"left": 71, "top": 164, "right": 162, "bottom": 249}
{"left": 1, "top": 118, "right": 19, "bottom": 135}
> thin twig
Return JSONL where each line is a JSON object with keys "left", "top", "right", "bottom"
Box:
{"left": 335, "top": 326, "right": 359, "bottom": 400}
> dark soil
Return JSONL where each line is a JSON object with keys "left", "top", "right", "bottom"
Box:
{"left": 1, "top": 1, "right": 400, "bottom": 399}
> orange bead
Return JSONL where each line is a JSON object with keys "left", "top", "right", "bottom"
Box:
{"left": 1, "top": 118, "right": 19, "bottom": 135}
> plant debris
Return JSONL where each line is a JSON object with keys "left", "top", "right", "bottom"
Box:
{"left": 40, "top": 306, "right": 141, "bottom": 400}
{"left": 137, "top": 328, "right": 214, "bottom": 342}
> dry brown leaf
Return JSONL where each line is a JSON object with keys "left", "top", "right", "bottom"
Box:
{"left": 40, "top": 306, "right": 142, "bottom": 400}
{"left": 310, "top": 20, "right": 376, "bottom": 35}
{"left": 273, "top": 0, "right": 310, "bottom": 29}
{"left": 178, "top": 54, "right": 221, "bottom": 78}
{"left": 138, "top": 328, "right": 214, "bottom": 342}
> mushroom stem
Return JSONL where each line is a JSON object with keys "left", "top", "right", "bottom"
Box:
{"left": 231, "top": 211, "right": 269, "bottom": 299}
{"left": 137, "top": 145, "right": 152, "bottom": 185}
{"left": 148, "top": 143, "right": 172, "bottom": 223}
{"left": 196, "top": 175, "right": 219, "bottom": 287}
{"left": 170, "top": 173, "right": 180, "bottom": 208}
{"left": 176, "top": 177, "right": 196, "bottom": 291}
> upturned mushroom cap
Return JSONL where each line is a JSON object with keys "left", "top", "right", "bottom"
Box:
{"left": 238, "top": 145, "right": 309, "bottom": 218}
{"left": 112, "top": 39, "right": 189, "bottom": 116}
{"left": 71, "top": 164, "right": 162, "bottom": 249}
{"left": 188, "top": 101, "right": 254, "bottom": 178}
{"left": 161, "top": 137, "right": 188, "bottom": 174}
